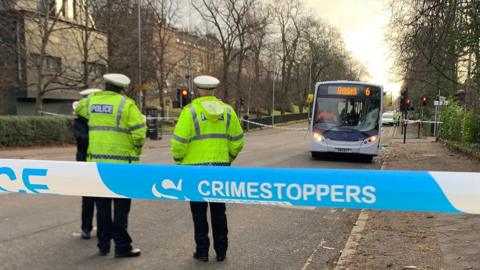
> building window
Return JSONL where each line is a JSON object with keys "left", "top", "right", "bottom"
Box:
{"left": 46, "top": 56, "right": 62, "bottom": 73}
{"left": 0, "top": 0, "right": 15, "bottom": 9}
{"left": 72, "top": 0, "right": 77, "bottom": 19}
{"left": 82, "top": 62, "right": 106, "bottom": 77}
{"left": 31, "top": 53, "right": 62, "bottom": 73}
{"left": 61, "top": 0, "right": 67, "bottom": 17}
{"left": 38, "top": 0, "right": 57, "bottom": 17}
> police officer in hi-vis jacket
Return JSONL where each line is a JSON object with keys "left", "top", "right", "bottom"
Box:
{"left": 171, "top": 75, "right": 244, "bottom": 262}
{"left": 75, "top": 73, "right": 147, "bottom": 258}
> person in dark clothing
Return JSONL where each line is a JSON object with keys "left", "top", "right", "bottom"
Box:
{"left": 73, "top": 89, "right": 102, "bottom": 240}
{"left": 73, "top": 114, "right": 95, "bottom": 239}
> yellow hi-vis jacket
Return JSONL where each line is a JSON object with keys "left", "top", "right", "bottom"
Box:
{"left": 75, "top": 91, "right": 147, "bottom": 163}
{"left": 171, "top": 96, "right": 244, "bottom": 165}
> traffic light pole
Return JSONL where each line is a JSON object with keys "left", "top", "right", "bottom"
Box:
{"left": 418, "top": 107, "right": 423, "bottom": 139}
{"left": 434, "top": 101, "right": 438, "bottom": 138}
{"left": 179, "top": 88, "right": 183, "bottom": 108}
{"left": 403, "top": 111, "right": 408, "bottom": 144}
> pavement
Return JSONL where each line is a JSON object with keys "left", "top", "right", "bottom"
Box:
{"left": 339, "top": 124, "right": 480, "bottom": 270}
{"left": 0, "top": 123, "right": 387, "bottom": 270}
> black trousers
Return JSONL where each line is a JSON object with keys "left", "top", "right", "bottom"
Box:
{"left": 81, "top": 196, "right": 96, "bottom": 233}
{"left": 190, "top": 202, "right": 228, "bottom": 256}
{"left": 96, "top": 198, "right": 133, "bottom": 253}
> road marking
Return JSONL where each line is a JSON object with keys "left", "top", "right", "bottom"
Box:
{"left": 300, "top": 239, "right": 326, "bottom": 270}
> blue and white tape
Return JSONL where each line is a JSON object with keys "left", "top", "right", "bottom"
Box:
{"left": 0, "top": 159, "right": 479, "bottom": 214}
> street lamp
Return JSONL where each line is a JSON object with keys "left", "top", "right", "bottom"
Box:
{"left": 271, "top": 46, "right": 278, "bottom": 126}
{"left": 137, "top": 0, "right": 143, "bottom": 111}
{"left": 272, "top": 65, "right": 276, "bottom": 126}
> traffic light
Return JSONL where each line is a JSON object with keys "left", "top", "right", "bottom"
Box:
{"left": 421, "top": 96, "right": 428, "bottom": 106}
{"left": 405, "top": 99, "right": 414, "bottom": 111}
{"left": 400, "top": 87, "right": 409, "bottom": 112}
{"left": 177, "top": 88, "right": 191, "bottom": 107}
{"left": 454, "top": 89, "right": 465, "bottom": 105}
{"left": 239, "top": 97, "right": 245, "bottom": 107}
{"left": 401, "top": 98, "right": 412, "bottom": 112}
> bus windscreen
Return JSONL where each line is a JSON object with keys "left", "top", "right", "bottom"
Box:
{"left": 313, "top": 84, "right": 381, "bottom": 133}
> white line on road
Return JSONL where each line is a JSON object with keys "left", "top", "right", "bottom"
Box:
{"left": 300, "top": 239, "right": 326, "bottom": 270}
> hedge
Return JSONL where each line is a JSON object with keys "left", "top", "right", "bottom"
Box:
{"left": 0, "top": 116, "right": 75, "bottom": 147}
{"left": 440, "top": 101, "right": 480, "bottom": 144}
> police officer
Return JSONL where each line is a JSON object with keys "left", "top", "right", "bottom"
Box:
{"left": 171, "top": 75, "right": 244, "bottom": 262}
{"left": 75, "top": 74, "right": 146, "bottom": 258}
{"left": 73, "top": 88, "right": 102, "bottom": 240}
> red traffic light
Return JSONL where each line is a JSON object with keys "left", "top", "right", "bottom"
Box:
{"left": 421, "top": 96, "right": 428, "bottom": 106}
{"left": 405, "top": 99, "right": 411, "bottom": 105}
{"left": 181, "top": 89, "right": 188, "bottom": 96}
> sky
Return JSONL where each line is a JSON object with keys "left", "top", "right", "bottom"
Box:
{"left": 305, "top": 0, "right": 401, "bottom": 98}
{"left": 181, "top": 0, "right": 401, "bottom": 98}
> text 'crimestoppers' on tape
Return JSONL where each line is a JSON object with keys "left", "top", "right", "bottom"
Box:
{"left": 0, "top": 159, "right": 479, "bottom": 214}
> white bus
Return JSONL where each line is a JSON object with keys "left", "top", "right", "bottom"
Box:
{"left": 309, "top": 81, "right": 383, "bottom": 161}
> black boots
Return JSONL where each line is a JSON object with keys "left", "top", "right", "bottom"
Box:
{"left": 115, "top": 248, "right": 142, "bottom": 258}
{"left": 193, "top": 252, "right": 226, "bottom": 262}
{"left": 193, "top": 252, "right": 208, "bottom": 262}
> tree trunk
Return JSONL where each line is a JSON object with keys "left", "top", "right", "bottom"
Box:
{"left": 222, "top": 58, "right": 230, "bottom": 103}
{"left": 236, "top": 57, "right": 243, "bottom": 97}
{"left": 35, "top": 89, "right": 44, "bottom": 115}
{"left": 159, "top": 68, "right": 165, "bottom": 117}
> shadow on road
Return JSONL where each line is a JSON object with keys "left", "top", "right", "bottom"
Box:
{"left": 311, "top": 153, "right": 375, "bottom": 163}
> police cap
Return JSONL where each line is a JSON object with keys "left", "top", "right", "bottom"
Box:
{"left": 79, "top": 88, "right": 102, "bottom": 96}
{"left": 72, "top": 101, "right": 79, "bottom": 110}
{"left": 103, "top": 73, "right": 131, "bottom": 88}
{"left": 193, "top": 75, "right": 220, "bottom": 90}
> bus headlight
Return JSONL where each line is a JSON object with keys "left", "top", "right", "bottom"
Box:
{"left": 363, "top": 135, "right": 377, "bottom": 144}
{"left": 313, "top": 132, "right": 325, "bottom": 142}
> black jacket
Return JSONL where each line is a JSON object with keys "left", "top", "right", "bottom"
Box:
{"left": 74, "top": 115, "right": 89, "bottom": 161}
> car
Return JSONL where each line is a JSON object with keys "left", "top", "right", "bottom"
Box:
{"left": 382, "top": 111, "right": 397, "bottom": 126}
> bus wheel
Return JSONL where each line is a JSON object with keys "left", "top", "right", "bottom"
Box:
{"left": 362, "top": 155, "right": 374, "bottom": 162}
{"left": 311, "top": 152, "right": 322, "bottom": 160}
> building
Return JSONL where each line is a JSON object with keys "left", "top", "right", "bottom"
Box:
{"left": 0, "top": 0, "right": 107, "bottom": 115}
{"left": 143, "top": 29, "right": 220, "bottom": 112}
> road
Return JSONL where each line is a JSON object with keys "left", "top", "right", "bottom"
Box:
{"left": 0, "top": 124, "right": 393, "bottom": 270}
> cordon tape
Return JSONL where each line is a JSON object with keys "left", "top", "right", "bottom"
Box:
{"left": 0, "top": 159, "right": 479, "bottom": 214}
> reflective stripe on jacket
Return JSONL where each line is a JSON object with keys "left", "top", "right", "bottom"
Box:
{"left": 75, "top": 91, "right": 147, "bottom": 164}
{"left": 171, "top": 96, "right": 244, "bottom": 165}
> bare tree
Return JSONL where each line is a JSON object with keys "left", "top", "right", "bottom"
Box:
{"left": 389, "top": 0, "right": 480, "bottom": 111}
{"left": 244, "top": 5, "right": 269, "bottom": 113}
{"left": 70, "top": 0, "right": 107, "bottom": 89}
{"left": 270, "top": 0, "right": 303, "bottom": 114}
{"left": 193, "top": 0, "right": 256, "bottom": 104}
{"left": 144, "top": 0, "right": 182, "bottom": 116}
{"left": 27, "top": 1, "right": 75, "bottom": 114}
